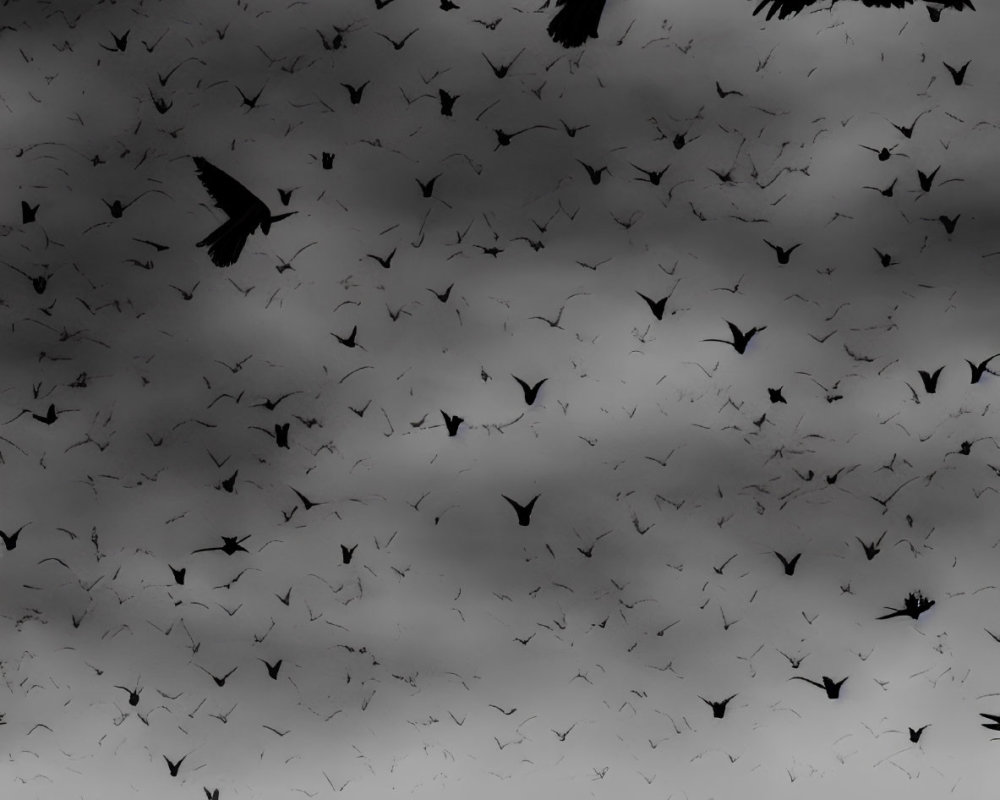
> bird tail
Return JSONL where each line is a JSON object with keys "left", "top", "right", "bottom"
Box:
{"left": 197, "top": 219, "right": 249, "bottom": 267}
{"left": 547, "top": 0, "right": 607, "bottom": 47}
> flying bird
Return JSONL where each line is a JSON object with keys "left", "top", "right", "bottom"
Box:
{"left": 703, "top": 321, "right": 766, "bottom": 354}
{"left": 193, "top": 157, "right": 295, "bottom": 267}
{"left": 502, "top": 494, "right": 540, "bottom": 526}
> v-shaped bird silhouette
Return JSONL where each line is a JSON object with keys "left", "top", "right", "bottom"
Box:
{"left": 967, "top": 354, "right": 1000, "bottom": 383}
{"left": 700, "top": 693, "right": 737, "bottom": 718}
{"left": 877, "top": 591, "right": 934, "bottom": 620}
{"left": 703, "top": 321, "right": 766, "bottom": 354}
{"left": 918, "top": 366, "right": 944, "bottom": 393}
{"left": 512, "top": 375, "right": 547, "bottom": 405}
{"left": 791, "top": 674, "right": 847, "bottom": 699}
{"left": 502, "top": 494, "right": 539, "bottom": 526}
{"left": 774, "top": 551, "right": 801, "bottom": 575}
{"left": 193, "top": 156, "right": 295, "bottom": 267}
{"left": 441, "top": 411, "right": 463, "bottom": 436}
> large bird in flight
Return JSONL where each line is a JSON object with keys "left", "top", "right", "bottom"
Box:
{"left": 547, "top": 0, "right": 974, "bottom": 48}
{"left": 193, "top": 156, "right": 295, "bottom": 267}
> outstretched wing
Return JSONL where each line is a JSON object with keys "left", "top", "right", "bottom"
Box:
{"left": 193, "top": 156, "right": 264, "bottom": 218}
{"left": 547, "top": 0, "right": 607, "bottom": 48}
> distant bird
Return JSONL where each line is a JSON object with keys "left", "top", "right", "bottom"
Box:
{"left": 981, "top": 712, "right": 1000, "bottom": 732}
{"left": 700, "top": 694, "right": 737, "bottom": 718}
{"left": 967, "top": 354, "right": 1000, "bottom": 383}
{"left": 577, "top": 159, "right": 608, "bottom": 185}
{"left": 791, "top": 674, "right": 847, "bottom": 699}
{"left": 703, "top": 321, "right": 766, "bottom": 354}
{"left": 259, "top": 659, "right": 282, "bottom": 679}
{"left": 763, "top": 239, "right": 801, "bottom": 264}
{"left": 21, "top": 200, "right": 38, "bottom": 223}
{"left": 341, "top": 543, "right": 358, "bottom": 564}
{"left": 774, "top": 551, "right": 801, "bottom": 575}
{"left": 938, "top": 214, "right": 960, "bottom": 234}
{"left": 502, "top": 494, "right": 539, "bottom": 526}
{"left": 943, "top": 59, "right": 970, "bottom": 85}
{"left": 909, "top": 724, "right": 929, "bottom": 742}
{"left": 192, "top": 535, "right": 250, "bottom": 555}
{"left": 441, "top": 411, "right": 463, "bottom": 436}
{"left": 917, "top": 166, "right": 940, "bottom": 192}
{"left": 438, "top": 89, "right": 458, "bottom": 116}
{"left": 342, "top": 81, "right": 369, "bottom": 104}
{"left": 512, "top": 375, "right": 547, "bottom": 405}
{"left": 636, "top": 291, "right": 670, "bottom": 320}
{"left": 193, "top": 156, "right": 295, "bottom": 267}
{"left": 767, "top": 387, "right": 787, "bottom": 404}
{"left": 333, "top": 326, "right": 358, "bottom": 348}
{"left": 163, "top": 754, "right": 186, "bottom": 777}
{"left": 856, "top": 531, "right": 885, "bottom": 560}
{"left": 0, "top": 525, "right": 25, "bottom": 550}
{"left": 918, "top": 366, "right": 944, "bottom": 393}
{"left": 715, "top": 81, "right": 743, "bottom": 98}
{"left": 877, "top": 590, "right": 935, "bottom": 620}
{"left": 428, "top": 284, "right": 454, "bottom": 303}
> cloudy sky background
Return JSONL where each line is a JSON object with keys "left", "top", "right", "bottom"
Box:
{"left": 2, "top": 0, "right": 1000, "bottom": 797}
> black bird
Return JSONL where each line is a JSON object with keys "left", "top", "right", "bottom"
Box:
{"left": 967, "top": 354, "right": 1000, "bottom": 383}
{"left": 631, "top": 163, "right": 670, "bottom": 185}
{"left": 512, "top": 375, "right": 547, "bottom": 405}
{"left": 438, "top": 89, "right": 459, "bottom": 116}
{"left": 277, "top": 188, "right": 295, "bottom": 206}
{"left": 342, "top": 81, "right": 369, "bottom": 104}
{"left": 943, "top": 59, "right": 970, "bottom": 85}
{"left": 636, "top": 291, "right": 669, "bottom": 320}
{"left": 865, "top": 178, "right": 897, "bottom": 197}
{"left": 416, "top": 174, "right": 440, "bottom": 198}
{"left": 274, "top": 423, "right": 290, "bottom": 448}
{"left": 502, "top": 494, "right": 539, "bottom": 526}
{"left": 193, "top": 157, "right": 295, "bottom": 267}
{"left": 774, "top": 551, "right": 801, "bottom": 575}
{"left": 577, "top": 159, "right": 608, "bottom": 185}
{"left": 980, "top": 712, "right": 1000, "bottom": 732}
{"left": 164, "top": 755, "right": 185, "bottom": 777}
{"left": 700, "top": 694, "right": 737, "bottom": 719}
{"left": 220, "top": 470, "right": 238, "bottom": 493}
{"left": 877, "top": 590, "right": 935, "bottom": 620}
{"left": 856, "top": 531, "right": 885, "bottom": 560}
{"left": 259, "top": 659, "right": 282, "bottom": 679}
{"left": 482, "top": 48, "right": 524, "bottom": 78}
{"left": 205, "top": 789, "right": 220, "bottom": 800}
{"left": 763, "top": 239, "right": 801, "bottom": 264}
{"left": 333, "top": 326, "right": 358, "bottom": 348}
{"left": 917, "top": 166, "right": 940, "bottom": 191}
{"left": 909, "top": 724, "right": 929, "bottom": 743}
{"left": 703, "top": 321, "right": 766, "bottom": 354}
{"left": 874, "top": 248, "right": 894, "bottom": 267}
{"left": 21, "top": 200, "right": 38, "bottom": 223}
{"left": 768, "top": 387, "right": 786, "bottom": 404}
{"left": 938, "top": 214, "right": 960, "bottom": 234}
{"left": 341, "top": 543, "right": 358, "bottom": 564}
{"left": 918, "top": 366, "right": 944, "bottom": 393}
{"left": 0, "top": 525, "right": 25, "bottom": 550}
{"left": 441, "top": 411, "right": 463, "bottom": 436}
{"left": 366, "top": 248, "right": 396, "bottom": 269}
{"left": 102, "top": 29, "right": 130, "bottom": 52}
{"left": 791, "top": 675, "right": 847, "bottom": 699}
{"left": 33, "top": 404, "right": 58, "bottom": 424}
{"left": 428, "top": 283, "right": 454, "bottom": 303}
{"left": 192, "top": 535, "right": 250, "bottom": 555}
{"left": 290, "top": 487, "right": 325, "bottom": 510}
{"left": 198, "top": 665, "right": 238, "bottom": 687}
{"left": 115, "top": 685, "right": 142, "bottom": 706}
{"left": 715, "top": 81, "right": 743, "bottom": 98}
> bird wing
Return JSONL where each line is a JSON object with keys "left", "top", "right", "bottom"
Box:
{"left": 193, "top": 156, "right": 264, "bottom": 218}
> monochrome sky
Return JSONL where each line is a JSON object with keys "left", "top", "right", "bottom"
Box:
{"left": 1, "top": 0, "right": 999, "bottom": 798}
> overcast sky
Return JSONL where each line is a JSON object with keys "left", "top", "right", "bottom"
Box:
{"left": 1, "top": 0, "right": 999, "bottom": 798}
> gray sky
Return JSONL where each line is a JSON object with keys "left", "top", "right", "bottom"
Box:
{"left": 1, "top": 0, "right": 999, "bottom": 797}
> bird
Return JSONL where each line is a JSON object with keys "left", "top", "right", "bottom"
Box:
{"left": 917, "top": 166, "right": 941, "bottom": 192}
{"left": 441, "top": 411, "right": 463, "bottom": 436}
{"left": 198, "top": 665, "right": 238, "bottom": 687}
{"left": 856, "top": 532, "right": 885, "bottom": 560}
{"left": 576, "top": 159, "right": 608, "bottom": 185}
{"left": 636, "top": 292, "right": 670, "bottom": 320}
{"left": 502, "top": 494, "right": 539, "bottom": 526}
{"left": 0, "top": 525, "right": 25, "bottom": 550}
{"left": 438, "top": 89, "right": 458, "bottom": 116}
{"left": 938, "top": 214, "right": 960, "bottom": 234}
{"left": 700, "top": 694, "right": 737, "bottom": 718}
{"left": 767, "top": 387, "right": 787, "bottom": 404}
{"left": 763, "top": 239, "right": 801, "bottom": 265}
{"left": 342, "top": 81, "right": 369, "bottom": 104}
{"left": 169, "top": 565, "right": 186, "bottom": 584}
{"left": 163, "top": 754, "right": 186, "bottom": 777}
{"left": 967, "top": 354, "right": 1000, "bottom": 383}
{"left": 512, "top": 375, "right": 547, "bottom": 405}
{"left": 980, "top": 712, "right": 1000, "bottom": 732}
{"left": 333, "top": 326, "right": 359, "bottom": 348}
{"left": 909, "top": 724, "right": 929, "bottom": 742}
{"left": 703, "top": 321, "right": 766, "bottom": 354}
{"left": 193, "top": 156, "right": 295, "bottom": 267}
{"left": 427, "top": 283, "right": 453, "bottom": 303}
{"left": 918, "top": 366, "right": 944, "bottom": 393}
{"left": 341, "top": 543, "right": 358, "bottom": 564}
{"left": 259, "top": 659, "right": 282, "bottom": 679}
{"left": 192, "top": 536, "right": 250, "bottom": 555}
{"left": 943, "top": 59, "right": 970, "bottom": 85}
{"left": 877, "top": 591, "right": 935, "bottom": 620}
{"left": 290, "top": 487, "right": 325, "bottom": 510}
{"left": 21, "top": 200, "right": 38, "bottom": 223}
{"left": 774, "top": 551, "right": 801, "bottom": 575}
{"left": 791, "top": 675, "right": 847, "bottom": 699}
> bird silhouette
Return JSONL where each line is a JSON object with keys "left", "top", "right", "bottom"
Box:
{"left": 938, "top": 214, "right": 960, "bottom": 234}
{"left": 21, "top": 200, "right": 38, "bottom": 223}
{"left": 342, "top": 81, "right": 369, "bottom": 104}
{"left": 441, "top": 411, "right": 463, "bottom": 436}
{"left": 980, "top": 712, "right": 1000, "bottom": 732}
{"left": 333, "top": 326, "right": 359, "bottom": 348}
{"left": 943, "top": 59, "right": 970, "bottom": 85}
{"left": 768, "top": 387, "right": 787, "bottom": 404}
{"left": 700, "top": 694, "right": 737, "bottom": 718}
{"left": 438, "top": 89, "right": 459, "bottom": 116}
{"left": 163, "top": 754, "right": 186, "bottom": 777}
{"left": 917, "top": 166, "right": 940, "bottom": 192}
{"left": 482, "top": 48, "right": 524, "bottom": 78}
{"left": 193, "top": 156, "right": 295, "bottom": 267}
{"left": 427, "top": 283, "right": 454, "bottom": 303}
{"left": 198, "top": 665, "right": 238, "bottom": 687}
{"left": 877, "top": 591, "right": 934, "bottom": 620}
{"left": 967, "top": 354, "right": 1000, "bottom": 383}
{"left": 192, "top": 535, "right": 250, "bottom": 555}
{"left": 856, "top": 531, "right": 885, "bottom": 560}
{"left": 341, "top": 543, "right": 358, "bottom": 564}
{"left": 763, "top": 239, "right": 801, "bottom": 264}
{"left": 259, "top": 659, "right": 282, "bottom": 679}
{"left": 703, "top": 321, "right": 766, "bottom": 354}
{"left": 169, "top": 564, "right": 186, "bottom": 584}
{"left": 918, "top": 366, "right": 944, "bottom": 393}
{"left": 774, "top": 551, "right": 801, "bottom": 575}
{"left": 0, "top": 524, "right": 25, "bottom": 550}
{"left": 908, "top": 724, "right": 929, "bottom": 742}
{"left": 576, "top": 159, "right": 608, "bottom": 185}
{"left": 631, "top": 163, "right": 670, "bottom": 185}
{"left": 512, "top": 375, "right": 547, "bottom": 405}
{"left": 636, "top": 292, "right": 670, "bottom": 320}
{"left": 791, "top": 675, "right": 847, "bottom": 699}
{"left": 502, "top": 494, "right": 539, "bottom": 526}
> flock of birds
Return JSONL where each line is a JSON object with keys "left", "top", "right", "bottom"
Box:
{"left": 2, "top": 0, "right": 1000, "bottom": 797}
